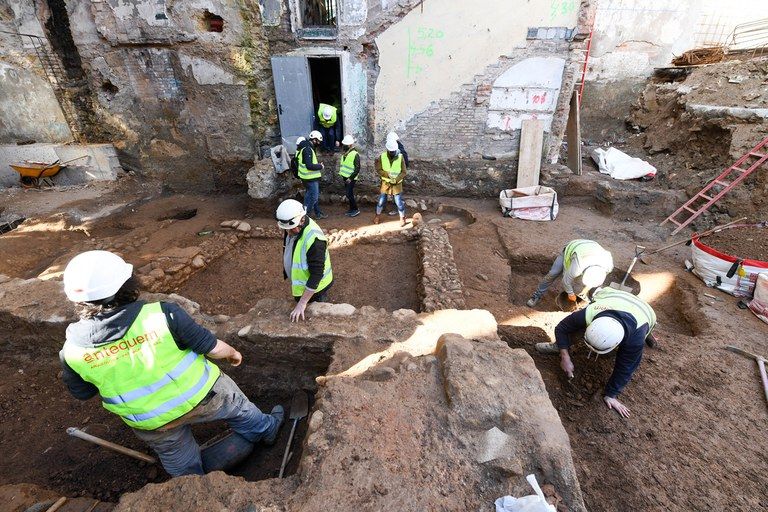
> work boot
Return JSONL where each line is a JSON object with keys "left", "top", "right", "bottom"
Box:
{"left": 645, "top": 332, "right": 657, "bottom": 348}
{"left": 399, "top": 216, "right": 407, "bottom": 227}
{"left": 261, "top": 405, "right": 285, "bottom": 446}
{"left": 373, "top": 213, "right": 381, "bottom": 224}
{"left": 535, "top": 342, "right": 560, "bottom": 355}
{"left": 316, "top": 212, "right": 328, "bottom": 220}
{"left": 526, "top": 293, "right": 541, "bottom": 308}
{"left": 346, "top": 209, "right": 360, "bottom": 217}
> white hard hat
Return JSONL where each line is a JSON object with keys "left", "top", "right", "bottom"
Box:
{"left": 584, "top": 316, "right": 625, "bottom": 354}
{"left": 309, "top": 130, "right": 323, "bottom": 142}
{"left": 296, "top": 136, "right": 306, "bottom": 145}
{"left": 582, "top": 265, "right": 608, "bottom": 288}
{"left": 385, "top": 139, "right": 398, "bottom": 152}
{"left": 386, "top": 131, "right": 399, "bottom": 142}
{"left": 322, "top": 106, "right": 333, "bottom": 120}
{"left": 64, "top": 251, "right": 133, "bottom": 302}
{"left": 276, "top": 199, "right": 307, "bottom": 230}
{"left": 341, "top": 135, "right": 355, "bottom": 145}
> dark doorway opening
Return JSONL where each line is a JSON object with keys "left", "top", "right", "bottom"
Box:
{"left": 308, "top": 56, "right": 343, "bottom": 141}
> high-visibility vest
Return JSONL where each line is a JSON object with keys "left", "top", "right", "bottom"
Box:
{"left": 563, "top": 239, "right": 610, "bottom": 271}
{"left": 585, "top": 288, "right": 656, "bottom": 332}
{"left": 380, "top": 152, "right": 403, "bottom": 183}
{"left": 62, "top": 302, "right": 220, "bottom": 430}
{"left": 317, "top": 103, "right": 337, "bottom": 128}
{"left": 339, "top": 149, "right": 358, "bottom": 179}
{"left": 297, "top": 146, "right": 321, "bottom": 180}
{"left": 291, "top": 218, "right": 333, "bottom": 297}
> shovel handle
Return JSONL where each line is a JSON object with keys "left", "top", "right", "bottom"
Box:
{"left": 278, "top": 419, "right": 298, "bottom": 478}
{"left": 758, "top": 358, "right": 768, "bottom": 407}
{"left": 67, "top": 427, "right": 157, "bottom": 464}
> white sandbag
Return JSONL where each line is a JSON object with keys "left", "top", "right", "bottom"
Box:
{"left": 495, "top": 474, "right": 556, "bottom": 512}
{"left": 270, "top": 145, "right": 290, "bottom": 174}
{"left": 499, "top": 186, "right": 559, "bottom": 221}
{"left": 690, "top": 236, "right": 768, "bottom": 297}
{"left": 748, "top": 272, "right": 768, "bottom": 324}
{"left": 592, "top": 147, "right": 657, "bottom": 180}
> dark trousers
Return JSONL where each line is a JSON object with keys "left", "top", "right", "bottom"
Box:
{"left": 318, "top": 125, "right": 337, "bottom": 152}
{"left": 345, "top": 179, "right": 358, "bottom": 211}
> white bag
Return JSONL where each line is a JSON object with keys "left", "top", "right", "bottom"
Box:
{"left": 690, "top": 236, "right": 768, "bottom": 297}
{"left": 748, "top": 273, "right": 768, "bottom": 324}
{"left": 494, "top": 474, "right": 556, "bottom": 512}
{"left": 592, "top": 147, "right": 657, "bottom": 180}
{"left": 499, "top": 186, "right": 559, "bottom": 221}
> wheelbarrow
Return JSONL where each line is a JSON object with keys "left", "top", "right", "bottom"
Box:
{"left": 9, "top": 155, "right": 89, "bottom": 188}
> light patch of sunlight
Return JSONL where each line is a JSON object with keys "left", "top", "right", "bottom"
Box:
{"left": 633, "top": 271, "right": 676, "bottom": 304}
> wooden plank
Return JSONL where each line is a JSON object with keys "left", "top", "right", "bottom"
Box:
{"left": 516, "top": 118, "right": 545, "bottom": 188}
{"left": 566, "top": 90, "right": 582, "bottom": 175}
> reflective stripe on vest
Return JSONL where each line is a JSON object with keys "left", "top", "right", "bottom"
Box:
{"left": 291, "top": 218, "right": 333, "bottom": 296}
{"left": 380, "top": 152, "right": 403, "bottom": 183}
{"left": 585, "top": 288, "right": 657, "bottom": 332}
{"left": 317, "top": 103, "right": 337, "bottom": 128}
{"left": 297, "top": 146, "right": 321, "bottom": 180}
{"left": 62, "top": 302, "right": 220, "bottom": 430}
{"left": 563, "top": 239, "right": 607, "bottom": 271}
{"left": 339, "top": 150, "right": 358, "bottom": 178}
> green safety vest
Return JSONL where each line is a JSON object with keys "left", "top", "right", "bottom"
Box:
{"left": 380, "top": 152, "right": 403, "bottom": 183}
{"left": 291, "top": 218, "right": 333, "bottom": 297}
{"left": 585, "top": 288, "right": 657, "bottom": 333}
{"left": 62, "top": 302, "right": 220, "bottom": 430}
{"left": 317, "top": 103, "right": 337, "bottom": 128}
{"left": 339, "top": 149, "right": 358, "bottom": 179}
{"left": 564, "top": 239, "right": 607, "bottom": 271}
{"left": 297, "top": 146, "right": 321, "bottom": 180}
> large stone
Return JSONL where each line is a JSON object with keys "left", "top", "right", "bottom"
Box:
{"left": 307, "top": 302, "right": 356, "bottom": 317}
{"left": 247, "top": 159, "right": 279, "bottom": 199}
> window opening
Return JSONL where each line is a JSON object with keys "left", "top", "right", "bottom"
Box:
{"left": 300, "top": 0, "right": 337, "bottom": 27}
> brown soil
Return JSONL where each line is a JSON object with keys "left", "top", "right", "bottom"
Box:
{"left": 176, "top": 238, "right": 420, "bottom": 315}
{"left": 701, "top": 226, "right": 768, "bottom": 262}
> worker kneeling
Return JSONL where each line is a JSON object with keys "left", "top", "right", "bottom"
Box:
{"left": 60, "top": 251, "right": 284, "bottom": 477}
{"left": 536, "top": 288, "right": 657, "bottom": 418}
{"left": 527, "top": 239, "right": 613, "bottom": 308}
{"left": 276, "top": 199, "right": 334, "bottom": 322}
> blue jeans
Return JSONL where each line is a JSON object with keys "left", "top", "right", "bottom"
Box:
{"left": 303, "top": 179, "right": 323, "bottom": 216}
{"left": 533, "top": 253, "right": 564, "bottom": 298}
{"left": 345, "top": 179, "right": 358, "bottom": 211}
{"left": 132, "top": 372, "right": 277, "bottom": 477}
{"left": 376, "top": 193, "right": 405, "bottom": 215}
{"left": 318, "top": 125, "right": 337, "bottom": 152}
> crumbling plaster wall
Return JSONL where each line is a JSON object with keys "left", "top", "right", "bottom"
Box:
{"left": 61, "top": 0, "right": 278, "bottom": 189}
{"left": 0, "top": 2, "right": 73, "bottom": 143}
{"left": 582, "top": 0, "right": 758, "bottom": 139}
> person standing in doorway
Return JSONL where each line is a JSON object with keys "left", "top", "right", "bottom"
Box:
{"left": 276, "top": 199, "right": 334, "bottom": 322}
{"left": 297, "top": 131, "right": 327, "bottom": 220}
{"left": 374, "top": 138, "right": 407, "bottom": 227}
{"left": 338, "top": 134, "right": 360, "bottom": 217}
{"left": 60, "top": 251, "right": 284, "bottom": 477}
{"left": 317, "top": 103, "right": 339, "bottom": 153}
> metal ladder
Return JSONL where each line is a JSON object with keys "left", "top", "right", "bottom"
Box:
{"left": 661, "top": 136, "right": 768, "bottom": 235}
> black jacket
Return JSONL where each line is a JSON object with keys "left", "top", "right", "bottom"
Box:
{"left": 297, "top": 139, "right": 323, "bottom": 181}
{"left": 60, "top": 301, "right": 217, "bottom": 400}
{"left": 282, "top": 221, "right": 331, "bottom": 292}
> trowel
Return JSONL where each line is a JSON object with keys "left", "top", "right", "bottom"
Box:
{"left": 278, "top": 390, "right": 309, "bottom": 478}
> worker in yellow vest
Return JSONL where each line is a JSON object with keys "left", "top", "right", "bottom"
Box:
{"left": 276, "top": 199, "right": 334, "bottom": 321}
{"left": 338, "top": 134, "right": 361, "bottom": 217}
{"left": 374, "top": 138, "right": 408, "bottom": 227}
{"left": 527, "top": 239, "right": 614, "bottom": 308}
{"left": 536, "top": 288, "right": 657, "bottom": 418}
{"left": 60, "top": 251, "right": 284, "bottom": 477}
{"left": 316, "top": 103, "right": 339, "bottom": 153}
{"left": 297, "top": 131, "right": 327, "bottom": 219}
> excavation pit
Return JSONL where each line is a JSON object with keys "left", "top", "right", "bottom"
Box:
{"left": 176, "top": 237, "right": 421, "bottom": 315}
{"left": 0, "top": 323, "right": 333, "bottom": 502}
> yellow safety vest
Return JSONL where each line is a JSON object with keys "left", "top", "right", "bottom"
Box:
{"left": 317, "top": 103, "right": 337, "bottom": 128}
{"left": 297, "top": 146, "right": 321, "bottom": 180}
{"left": 291, "top": 218, "right": 333, "bottom": 297}
{"left": 339, "top": 149, "right": 358, "bottom": 179}
{"left": 564, "top": 239, "right": 609, "bottom": 271}
{"left": 380, "top": 152, "right": 403, "bottom": 183}
{"left": 585, "top": 288, "right": 657, "bottom": 332}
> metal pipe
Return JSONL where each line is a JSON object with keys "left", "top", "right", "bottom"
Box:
{"left": 67, "top": 427, "right": 157, "bottom": 464}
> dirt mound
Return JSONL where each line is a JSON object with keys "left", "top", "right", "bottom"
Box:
{"left": 702, "top": 225, "right": 768, "bottom": 261}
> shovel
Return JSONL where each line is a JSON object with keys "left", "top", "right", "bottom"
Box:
{"left": 610, "top": 245, "right": 645, "bottom": 292}
{"left": 278, "top": 390, "right": 308, "bottom": 478}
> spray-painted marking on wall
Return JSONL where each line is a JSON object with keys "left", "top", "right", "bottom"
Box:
{"left": 406, "top": 26, "right": 445, "bottom": 78}
{"left": 549, "top": 0, "right": 577, "bottom": 21}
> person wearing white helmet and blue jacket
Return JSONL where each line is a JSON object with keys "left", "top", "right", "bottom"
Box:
{"left": 59, "top": 251, "right": 284, "bottom": 477}
{"left": 536, "top": 287, "right": 657, "bottom": 418}
{"left": 338, "top": 134, "right": 361, "bottom": 217}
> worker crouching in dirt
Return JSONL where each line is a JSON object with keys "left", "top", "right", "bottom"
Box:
{"left": 374, "top": 138, "right": 408, "bottom": 227}
{"left": 276, "top": 199, "right": 334, "bottom": 322}
{"left": 537, "top": 288, "right": 657, "bottom": 418}
{"left": 59, "top": 251, "right": 284, "bottom": 477}
{"left": 527, "top": 239, "right": 614, "bottom": 308}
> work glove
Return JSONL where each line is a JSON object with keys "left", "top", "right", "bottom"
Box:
{"left": 567, "top": 293, "right": 577, "bottom": 302}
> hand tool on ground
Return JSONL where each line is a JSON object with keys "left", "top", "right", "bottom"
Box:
{"left": 279, "top": 391, "right": 308, "bottom": 478}
{"left": 45, "top": 497, "right": 67, "bottom": 512}
{"left": 638, "top": 217, "right": 748, "bottom": 263}
{"left": 724, "top": 345, "right": 768, "bottom": 407}
{"left": 609, "top": 245, "right": 645, "bottom": 292}
{"left": 67, "top": 427, "right": 157, "bottom": 464}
